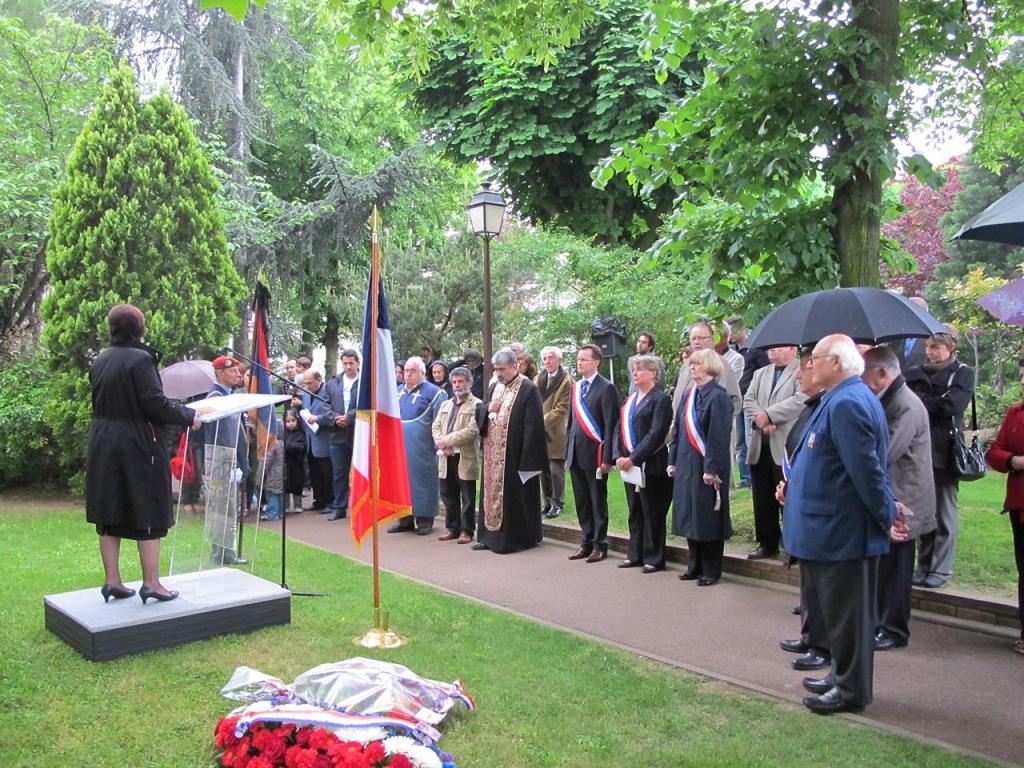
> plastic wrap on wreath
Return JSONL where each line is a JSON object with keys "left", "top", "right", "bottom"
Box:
{"left": 221, "top": 658, "right": 474, "bottom": 731}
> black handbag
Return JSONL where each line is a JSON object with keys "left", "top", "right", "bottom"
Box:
{"left": 950, "top": 393, "right": 986, "bottom": 482}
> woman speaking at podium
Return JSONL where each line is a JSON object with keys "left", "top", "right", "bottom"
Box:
{"left": 86, "top": 304, "right": 209, "bottom": 605}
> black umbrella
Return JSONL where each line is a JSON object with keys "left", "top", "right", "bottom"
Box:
{"left": 745, "top": 287, "right": 946, "bottom": 349}
{"left": 953, "top": 180, "right": 1024, "bottom": 247}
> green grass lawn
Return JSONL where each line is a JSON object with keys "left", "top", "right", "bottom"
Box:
{"left": 555, "top": 471, "right": 1020, "bottom": 597}
{"left": 0, "top": 499, "right": 1000, "bottom": 767}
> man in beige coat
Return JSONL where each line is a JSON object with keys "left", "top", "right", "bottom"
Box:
{"left": 743, "top": 345, "right": 807, "bottom": 559}
{"left": 432, "top": 367, "right": 481, "bottom": 543}
{"left": 536, "top": 346, "right": 572, "bottom": 519}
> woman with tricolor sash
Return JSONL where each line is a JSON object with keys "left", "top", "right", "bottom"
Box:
{"left": 668, "top": 348, "right": 734, "bottom": 586}
{"left": 614, "top": 355, "right": 674, "bottom": 573}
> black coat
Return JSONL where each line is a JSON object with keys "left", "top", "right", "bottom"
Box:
{"left": 904, "top": 357, "right": 974, "bottom": 472}
{"left": 283, "top": 425, "right": 308, "bottom": 497}
{"left": 613, "top": 387, "right": 673, "bottom": 476}
{"left": 85, "top": 342, "right": 194, "bottom": 533}
{"left": 670, "top": 380, "right": 733, "bottom": 541}
{"left": 565, "top": 374, "right": 620, "bottom": 470}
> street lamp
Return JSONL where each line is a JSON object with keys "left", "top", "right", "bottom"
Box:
{"left": 467, "top": 181, "right": 507, "bottom": 386}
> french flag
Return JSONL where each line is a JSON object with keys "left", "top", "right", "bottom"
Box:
{"left": 349, "top": 231, "right": 412, "bottom": 546}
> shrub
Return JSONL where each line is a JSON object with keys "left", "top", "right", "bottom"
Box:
{"left": 0, "top": 358, "right": 63, "bottom": 490}
{"left": 975, "top": 384, "right": 1020, "bottom": 432}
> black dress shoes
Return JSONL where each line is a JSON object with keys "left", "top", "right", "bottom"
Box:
{"left": 327, "top": 510, "right": 347, "bottom": 521}
{"left": 792, "top": 650, "right": 831, "bottom": 671}
{"left": 678, "top": 571, "right": 699, "bottom": 581}
{"left": 641, "top": 565, "right": 663, "bottom": 574}
{"left": 779, "top": 638, "right": 809, "bottom": 654}
{"left": 386, "top": 519, "right": 415, "bottom": 533}
{"left": 874, "top": 631, "right": 908, "bottom": 651}
{"left": 415, "top": 519, "right": 434, "bottom": 536}
{"left": 747, "top": 544, "right": 779, "bottom": 560}
{"left": 544, "top": 505, "right": 562, "bottom": 519}
{"left": 802, "top": 687, "right": 865, "bottom": 715}
{"left": 568, "top": 547, "right": 592, "bottom": 560}
{"left": 697, "top": 576, "right": 719, "bottom": 586}
{"left": 470, "top": 542, "right": 489, "bottom": 551}
{"left": 585, "top": 550, "right": 607, "bottom": 563}
{"left": 618, "top": 560, "right": 639, "bottom": 568}
{"left": 801, "top": 677, "right": 833, "bottom": 695}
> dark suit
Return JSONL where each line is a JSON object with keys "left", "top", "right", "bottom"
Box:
{"left": 783, "top": 376, "right": 898, "bottom": 708}
{"left": 894, "top": 338, "right": 926, "bottom": 372}
{"left": 566, "top": 374, "right": 620, "bottom": 553}
{"left": 325, "top": 373, "right": 359, "bottom": 514}
{"left": 613, "top": 387, "right": 673, "bottom": 568}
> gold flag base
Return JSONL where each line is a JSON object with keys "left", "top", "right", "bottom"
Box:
{"left": 352, "top": 608, "right": 407, "bottom": 648}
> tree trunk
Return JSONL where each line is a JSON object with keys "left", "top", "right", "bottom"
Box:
{"left": 323, "top": 313, "right": 339, "bottom": 378}
{"left": 831, "top": 0, "right": 899, "bottom": 288}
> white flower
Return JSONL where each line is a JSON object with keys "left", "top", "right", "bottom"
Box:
{"left": 327, "top": 726, "right": 387, "bottom": 743}
{"left": 382, "top": 735, "right": 443, "bottom": 768}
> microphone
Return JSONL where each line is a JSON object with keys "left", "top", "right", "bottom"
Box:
{"left": 217, "top": 346, "right": 234, "bottom": 356}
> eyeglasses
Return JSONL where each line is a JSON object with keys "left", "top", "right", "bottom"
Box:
{"left": 690, "top": 334, "right": 712, "bottom": 341}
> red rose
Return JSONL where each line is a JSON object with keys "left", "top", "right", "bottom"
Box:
{"left": 386, "top": 755, "right": 412, "bottom": 768}
{"left": 236, "top": 753, "right": 252, "bottom": 768}
{"left": 248, "top": 758, "right": 275, "bottom": 768}
{"left": 216, "top": 717, "right": 243, "bottom": 748}
{"left": 311, "top": 753, "right": 334, "bottom": 768}
{"left": 261, "top": 735, "right": 288, "bottom": 766}
{"left": 294, "top": 728, "right": 313, "bottom": 748}
{"left": 308, "top": 729, "right": 340, "bottom": 752}
{"left": 362, "top": 742, "right": 386, "bottom": 765}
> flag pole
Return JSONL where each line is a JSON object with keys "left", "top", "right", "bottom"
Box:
{"left": 354, "top": 206, "right": 406, "bottom": 648}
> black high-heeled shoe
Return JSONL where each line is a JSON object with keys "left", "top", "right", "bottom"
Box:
{"left": 139, "top": 586, "right": 179, "bottom": 604}
{"left": 101, "top": 584, "right": 136, "bottom": 603}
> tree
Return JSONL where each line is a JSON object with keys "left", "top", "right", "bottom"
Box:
{"left": 881, "top": 160, "right": 962, "bottom": 297}
{"left": 41, "top": 63, "right": 245, "bottom": 484}
{"left": 406, "top": 0, "right": 696, "bottom": 248}
{"left": 0, "top": 15, "right": 115, "bottom": 348}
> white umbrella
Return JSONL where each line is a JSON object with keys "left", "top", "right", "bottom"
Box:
{"left": 160, "top": 359, "right": 216, "bottom": 400}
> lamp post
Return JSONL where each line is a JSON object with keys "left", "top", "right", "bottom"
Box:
{"left": 467, "top": 181, "right": 507, "bottom": 385}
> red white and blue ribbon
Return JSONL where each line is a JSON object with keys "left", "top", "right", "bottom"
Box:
{"left": 619, "top": 391, "right": 638, "bottom": 455}
{"left": 782, "top": 447, "right": 792, "bottom": 482}
{"left": 572, "top": 380, "right": 604, "bottom": 466}
{"left": 231, "top": 702, "right": 441, "bottom": 744}
{"left": 683, "top": 386, "right": 706, "bottom": 456}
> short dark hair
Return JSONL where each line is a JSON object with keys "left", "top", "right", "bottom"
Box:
{"left": 580, "top": 343, "right": 603, "bottom": 362}
{"left": 108, "top": 304, "right": 144, "bottom": 344}
{"left": 638, "top": 331, "right": 656, "bottom": 350}
{"left": 341, "top": 349, "right": 359, "bottom": 360}
{"left": 295, "top": 355, "right": 312, "bottom": 369}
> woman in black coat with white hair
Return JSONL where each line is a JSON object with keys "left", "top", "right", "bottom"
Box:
{"left": 86, "top": 304, "right": 209, "bottom": 604}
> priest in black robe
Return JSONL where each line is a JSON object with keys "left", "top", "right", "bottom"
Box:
{"left": 473, "top": 348, "right": 548, "bottom": 553}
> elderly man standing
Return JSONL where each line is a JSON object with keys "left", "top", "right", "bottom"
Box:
{"left": 432, "top": 367, "right": 481, "bottom": 544}
{"left": 389, "top": 356, "right": 447, "bottom": 535}
{"left": 536, "top": 345, "right": 571, "bottom": 519}
{"left": 743, "top": 345, "right": 806, "bottom": 560}
{"left": 782, "top": 334, "right": 902, "bottom": 715}
{"left": 324, "top": 349, "right": 359, "bottom": 521}
{"left": 474, "top": 348, "right": 548, "bottom": 553}
{"left": 566, "top": 344, "right": 620, "bottom": 562}
{"left": 204, "top": 355, "right": 250, "bottom": 565}
{"left": 862, "top": 346, "right": 936, "bottom": 650}
{"left": 301, "top": 369, "right": 333, "bottom": 514}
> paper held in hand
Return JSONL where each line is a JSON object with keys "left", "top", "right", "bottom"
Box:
{"left": 618, "top": 465, "right": 646, "bottom": 488}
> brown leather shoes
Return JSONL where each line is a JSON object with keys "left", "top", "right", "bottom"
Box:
{"left": 457, "top": 533, "right": 473, "bottom": 544}
{"left": 568, "top": 547, "right": 592, "bottom": 560}
{"left": 437, "top": 531, "right": 458, "bottom": 541}
{"left": 585, "top": 550, "right": 606, "bottom": 563}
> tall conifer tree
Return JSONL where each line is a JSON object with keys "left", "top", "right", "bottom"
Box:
{"left": 42, "top": 62, "right": 244, "bottom": 483}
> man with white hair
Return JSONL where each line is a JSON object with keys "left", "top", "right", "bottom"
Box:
{"left": 781, "top": 334, "right": 903, "bottom": 715}
{"left": 474, "top": 348, "right": 548, "bottom": 553}
{"left": 536, "top": 345, "right": 571, "bottom": 519}
{"left": 388, "top": 356, "right": 447, "bottom": 535}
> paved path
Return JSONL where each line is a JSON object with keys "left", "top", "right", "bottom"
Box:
{"left": 264, "top": 513, "right": 1024, "bottom": 766}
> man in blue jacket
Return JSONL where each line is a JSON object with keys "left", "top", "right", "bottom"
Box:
{"left": 781, "top": 334, "right": 903, "bottom": 715}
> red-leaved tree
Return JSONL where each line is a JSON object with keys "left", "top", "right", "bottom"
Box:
{"left": 882, "top": 159, "right": 962, "bottom": 296}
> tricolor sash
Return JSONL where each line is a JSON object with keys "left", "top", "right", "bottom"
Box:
{"left": 572, "top": 379, "right": 604, "bottom": 466}
{"left": 782, "top": 447, "right": 792, "bottom": 482}
{"left": 619, "top": 391, "right": 639, "bottom": 455}
{"left": 683, "top": 386, "right": 706, "bottom": 456}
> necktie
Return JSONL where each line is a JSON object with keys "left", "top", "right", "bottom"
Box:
{"left": 581, "top": 379, "right": 590, "bottom": 399}
{"left": 904, "top": 338, "right": 914, "bottom": 357}
{"left": 771, "top": 366, "right": 784, "bottom": 392}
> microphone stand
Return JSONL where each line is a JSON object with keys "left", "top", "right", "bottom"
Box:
{"left": 219, "top": 346, "right": 327, "bottom": 598}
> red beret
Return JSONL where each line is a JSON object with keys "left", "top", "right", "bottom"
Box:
{"left": 212, "top": 355, "right": 241, "bottom": 370}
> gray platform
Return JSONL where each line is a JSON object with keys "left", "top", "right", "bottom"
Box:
{"left": 44, "top": 568, "right": 291, "bottom": 661}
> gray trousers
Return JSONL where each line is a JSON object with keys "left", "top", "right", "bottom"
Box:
{"left": 917, "top": 476, "right": 959, "bottom": 580}
{"left": 799, "top": 560, "right": 831, "bottom": 653}
{"left": 541, "top": 458, "right": 566, "bottom": 509}
{"left": 804, "top": 557, "right": 878, "bottom": 706}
